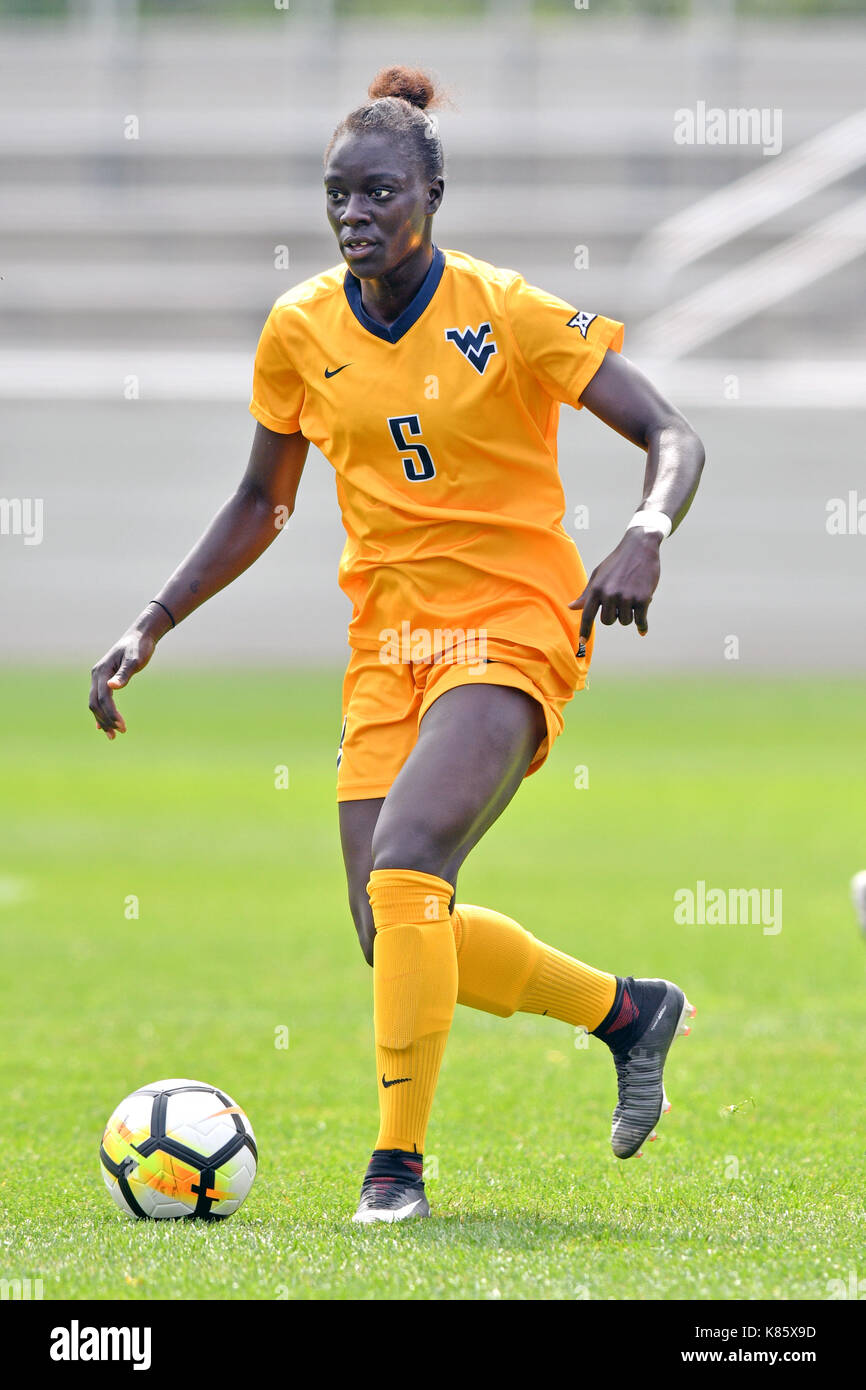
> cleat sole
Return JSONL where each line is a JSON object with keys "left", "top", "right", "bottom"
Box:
{"left": 352, "top": 1207, "right": 428, "bottom": 1225}
{"left": 676, "top": 997, "right": 697, "bottom": 1037}
{"left": 352, "top": 1194, "right": 429, "bottom": 1225}
{"left": 611, "top": 985, "right": 696, "bottom": 1160}
{"left": 655, "top": 996, "right": 694, "bottom": 1132}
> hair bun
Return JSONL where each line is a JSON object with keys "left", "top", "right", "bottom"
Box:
{"left": 367, "top": 65, "right": 440, "bottom": 111}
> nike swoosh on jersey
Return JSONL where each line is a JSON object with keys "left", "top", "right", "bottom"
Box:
{"left": 324, "top": 364, "right": 352, "bottom": 378}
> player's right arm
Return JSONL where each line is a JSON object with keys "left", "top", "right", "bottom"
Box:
{"left": 89, "top": 423, "right": 309, "bottom": 739}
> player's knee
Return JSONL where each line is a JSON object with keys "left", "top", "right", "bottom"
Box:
{"left": 370, "top": 819, "right": 451, "bottom": 880}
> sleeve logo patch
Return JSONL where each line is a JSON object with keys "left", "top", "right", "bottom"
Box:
{"left": 566, "top": 310, "right": 597, "bottom": 339}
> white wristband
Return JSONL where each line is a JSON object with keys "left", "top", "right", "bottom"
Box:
{"left": 626, "top": 509, "right": 672, "bottom": 540}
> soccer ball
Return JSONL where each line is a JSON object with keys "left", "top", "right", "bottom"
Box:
{"left": 99, "top": 1077, "right": 257, "bottom": 1220}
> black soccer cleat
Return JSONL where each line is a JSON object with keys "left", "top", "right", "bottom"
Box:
{"left": 351, "top": 1149, "right": 430, "bottom": 1225}
{"left": 594, "top": 977, "right": 696, "bottom": 1160}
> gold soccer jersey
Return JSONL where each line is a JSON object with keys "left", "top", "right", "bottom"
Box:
{"left": 249, "top": 246, "right": 623, "bottom": 686}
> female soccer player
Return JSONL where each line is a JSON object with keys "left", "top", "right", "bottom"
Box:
{"left": 90, "top": 67, "right": 705, "bottom": 1223}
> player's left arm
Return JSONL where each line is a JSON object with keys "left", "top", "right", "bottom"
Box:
{"left": 571, "top": 349, "right": 705, "bottom": 638}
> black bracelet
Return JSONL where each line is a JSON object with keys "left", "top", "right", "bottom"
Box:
{"left": 149, "top": 598, "right": 176, "bottom": 629}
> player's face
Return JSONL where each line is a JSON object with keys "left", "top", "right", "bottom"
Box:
{"left": 324, "top": 132, "right": 442, "bottom": 279}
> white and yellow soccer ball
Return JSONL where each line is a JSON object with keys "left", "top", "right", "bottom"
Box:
{"left": 99, "top": 1078, "right": 257, "bottom": 1220}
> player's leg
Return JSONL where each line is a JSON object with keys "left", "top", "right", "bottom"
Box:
{"left": 363, "top": 683, "right": 544, "bottom": 1188}
{"left": 354, "top": 683, "right": 625, "bottom": 1221}
{"left": 339, "top": 797, "right": 385, "bottom": 967}
{"left": 341, "top": 797, "right": 465, "bottom": 1223}
{"left": 353, "top": 683, "right": 547, "bottom": 1221}
{"left": 398, "top": 676, "right": 695, "bottom": 1165}
{"left": 344, "top": 678, "right": 694, "bottom": 1222}
{"left": 339, "top": 672, "right": 620, "bottom": 1041}
{"left": 340, "top": 797, "right": 462, "bottom": 967}
{"left": 341, "top": 791, "right": 692, "bottom": 1108}
{"left": 369, "top": 681, "right": 547, "bottom": 877}
{"left": 341, "top": 790, "right": 618, "bottom": 1036}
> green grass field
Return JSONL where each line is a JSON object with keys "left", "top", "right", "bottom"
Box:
{"left": 2, "top": 669, "right": 864, "bottom": 1301}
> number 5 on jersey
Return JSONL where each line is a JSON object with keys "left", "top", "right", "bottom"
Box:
{"left": 388, "top": 414, "right": 436, "bottom": 482}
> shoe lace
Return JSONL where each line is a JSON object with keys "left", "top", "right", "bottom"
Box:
{"left": 359, "top": 1175, "right": 422, "bottom": 1209}
{"left": 612, "top": 1047, "right": 660, "bottom": 1106}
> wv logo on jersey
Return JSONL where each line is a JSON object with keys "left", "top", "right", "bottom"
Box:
{"left": 444, "top": 321, "right": 498, "bottom": 375}
{"left": 567, "top": 310, "right": 597, "bottom": 339}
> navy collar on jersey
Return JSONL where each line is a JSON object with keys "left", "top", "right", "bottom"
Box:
{"left": 342, "top": 245, "right": 446, "bottom": 344}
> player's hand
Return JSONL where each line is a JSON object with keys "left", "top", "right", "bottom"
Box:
{"left": 89, "top": 624, "right": 160, "bottom": 740}
{"left": 570, "top": 529, "right": 662, "bottom": 640}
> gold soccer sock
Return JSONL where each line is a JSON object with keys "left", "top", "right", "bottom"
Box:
{"left": 368, "top": 868, "right": 458, "bottom": 1154}
{"left": 451, "top": 903, "right": 616, "bottom": 1032}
